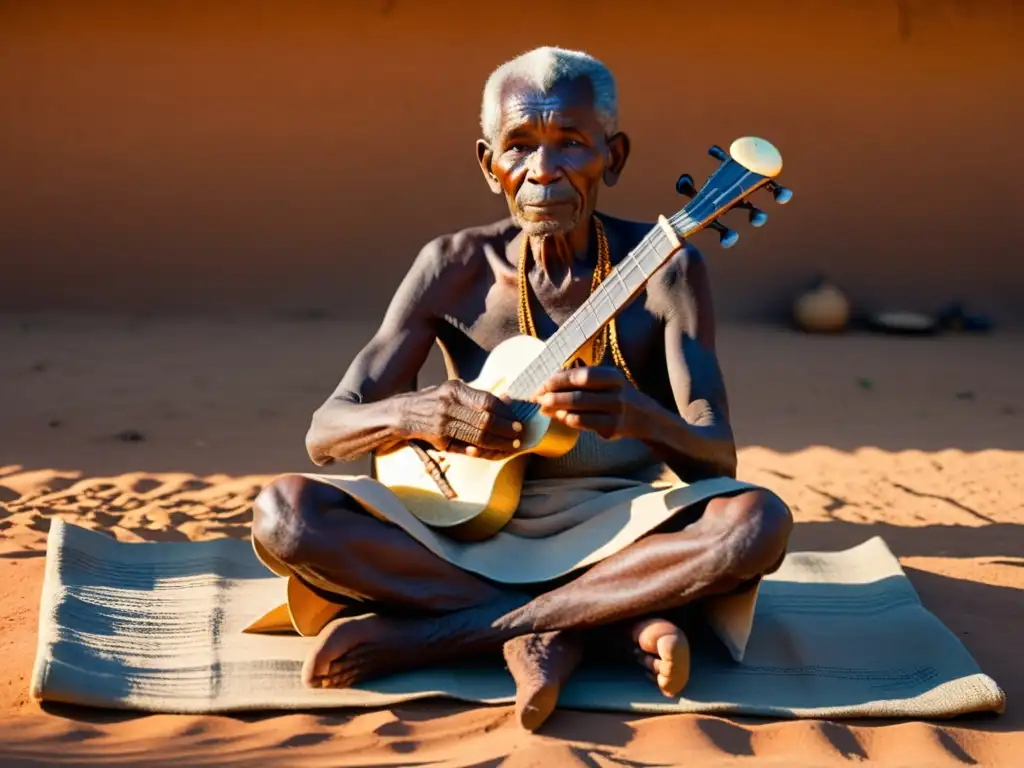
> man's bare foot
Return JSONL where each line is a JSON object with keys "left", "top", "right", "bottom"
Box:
{"left": 304, "top": 614, "right": 401, "bottom": 688}
{"left": 503, "top": 631, "right": 583, "bottom": 732}
{"left": 632, "top": 618, "right": 690, "bottom": 697}
{"left": 303, "top": 597, "right": 527, "bottom": 689}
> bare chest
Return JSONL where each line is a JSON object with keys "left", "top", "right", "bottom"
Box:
{"left": 436, "top": 272, "right": 663, "bottom": 384}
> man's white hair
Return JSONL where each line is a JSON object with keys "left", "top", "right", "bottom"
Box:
{"left": 480, "top": 46, "right": 618, "bottom": 142}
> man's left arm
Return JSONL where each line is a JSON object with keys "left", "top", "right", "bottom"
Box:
{"left": 630, "top": 248, "right": 738, "bottom": 479}
{"left": 533, "top": 246, "right": 738, "bottom": 480}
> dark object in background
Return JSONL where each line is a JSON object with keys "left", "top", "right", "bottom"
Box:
{"left": 114, "top": 429, "right": 146, "bottom": 442}
{"left": 864, "top": 303, "right": 994, "bottom": 337}
{"left": 935, "top": 303, "right": 995, "bottom": 333}
{"left": 864, "top": 310, "right": 939, "bottom": 336}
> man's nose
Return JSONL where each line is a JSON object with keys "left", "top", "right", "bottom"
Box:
{"left": 526, "top": 146, "right": 563, "bottom": 185}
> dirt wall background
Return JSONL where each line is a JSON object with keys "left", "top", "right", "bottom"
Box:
{"left": 2, "top": 1, "right": 1022, "bottom": 323}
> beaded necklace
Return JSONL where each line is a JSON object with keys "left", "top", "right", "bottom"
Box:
{"left": 516, "top": 216, "right": 637, "bottom": 388}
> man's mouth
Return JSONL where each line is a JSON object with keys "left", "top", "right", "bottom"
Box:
{"left": 521, "top": 196, "right": 576, "bottom": 212}
{"left": 523, "top": 201, "right": 571, "bottom": 209}
{"left": 518, "top": 185, "right": 577, "bottom": 209}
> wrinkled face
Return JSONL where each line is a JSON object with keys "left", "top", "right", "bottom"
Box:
{"left": 478, "top": 76, "right": 626, "bottom": 237}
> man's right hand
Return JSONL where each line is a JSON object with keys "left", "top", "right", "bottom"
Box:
{"left": 401, "top": 380, "right": 524, "bottom": 459}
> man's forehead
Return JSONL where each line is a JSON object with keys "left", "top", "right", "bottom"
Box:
{"left": 496, "top": 76, "right": 599, "bottom": 133}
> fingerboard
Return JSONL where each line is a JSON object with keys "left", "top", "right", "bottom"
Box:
{"left": 505, "top": 155, "right": 770, "bottom": 420}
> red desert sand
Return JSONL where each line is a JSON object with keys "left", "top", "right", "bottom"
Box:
{"left": 1, "top": 314, "right": 1021, "bottom": 766}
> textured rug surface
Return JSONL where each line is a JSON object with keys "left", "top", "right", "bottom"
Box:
{"left": 30, "top": 519, "right": 1005, "bottom": 718}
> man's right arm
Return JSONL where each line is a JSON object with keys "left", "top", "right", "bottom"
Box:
{"left": 304, "top": 240, "right": 448, "bottom": 466}
{"left": 304, "top": 237, "right": 522, "bottom": 466}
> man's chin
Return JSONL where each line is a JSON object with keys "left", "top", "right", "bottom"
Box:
{"left": 516, "top": 213, "right": 579, "bottom": 237}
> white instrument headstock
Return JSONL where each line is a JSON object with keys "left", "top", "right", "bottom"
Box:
{"left": 671, "top": 136, "right": 793, "bottom": 248}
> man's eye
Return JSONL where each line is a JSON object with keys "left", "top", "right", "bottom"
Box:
{"left": 563, "top": 139, "right": 581, "bottom": 148}
{"left": 508, "top": 143, "right": 530, "bottom": 152}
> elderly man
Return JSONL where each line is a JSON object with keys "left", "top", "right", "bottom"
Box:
{"left": 252, "top": 46, "right": 792, "bottom": 730}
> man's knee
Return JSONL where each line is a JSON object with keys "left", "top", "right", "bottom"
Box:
{"left": 718, "top": 489, "right": 793, "bottom": 576}
{"left": 252, "top": 473, "right": 316, "bottom": 566}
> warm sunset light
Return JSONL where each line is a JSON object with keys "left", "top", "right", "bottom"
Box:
{"left": 1, "top": 3, "right": 1020, "bottom": 766}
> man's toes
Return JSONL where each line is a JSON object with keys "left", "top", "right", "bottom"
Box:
{"left": 656, "top": 673, "right": 676, "bottom": 695}
{"left": 635, "top": 650, "right": 672, "bottom": 677}
{"left": 657, "top": 631, "right": 688, "bottom": 667}
{"left": 656, "top": 635, "right": 690, "bottom": 696}
{"left": 658, "top": 664, "right": 689, "bottom": 697}
{"left": 301, "top": 616, "right": 362, "bottom": 686}
{"left": 307, "top": 654, "right": 362, "bottom": 690}
{"left": 632, "top": 618, "right": 680, "bottom": 652}
{"left": 631, "top": 618, "right": 691, "bottom": 697}
{"left": 318, "top": 672, "right": 348, "bottom": 689}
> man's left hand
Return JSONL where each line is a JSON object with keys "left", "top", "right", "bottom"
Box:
{"left": 532, "top": 366, "right": 644, "bottom": 441}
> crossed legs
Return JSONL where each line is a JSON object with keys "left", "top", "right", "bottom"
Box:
{"left": 252, "top": 474, "right": 792, "bottom": 728}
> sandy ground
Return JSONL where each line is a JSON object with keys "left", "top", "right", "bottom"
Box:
{"left": 0, "top": 313, "right": 1022, "bottom": 766}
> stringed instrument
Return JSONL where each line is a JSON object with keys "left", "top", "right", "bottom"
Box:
{"left": 373, "top": 137, "right": 792, "bottom": 541}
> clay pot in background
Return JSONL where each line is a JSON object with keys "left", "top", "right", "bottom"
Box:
{"left": 792, "top": 280, "right": 851, "bottom": 333}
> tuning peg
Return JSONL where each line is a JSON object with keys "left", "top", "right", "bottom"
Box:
{"left": 766, "top": 180, "right": 793, "bottom": 205}
{"left": 734, "top": 201, "right": 768, "bottom": 227}
{"left": 708, "top": 145, "right": 728, "bottom": 162}
{"left": 708, "top": 220, "right": 739, "bottom": 248}
{"left": 675, "top": 173, "right": 697, "bottom": 198}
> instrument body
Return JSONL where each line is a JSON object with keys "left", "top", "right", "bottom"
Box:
{"left": 374, "top": 137, "right": 792, "bottom": 541}
{"left": 373, "top": 334, "right": 577, "bottom": 541}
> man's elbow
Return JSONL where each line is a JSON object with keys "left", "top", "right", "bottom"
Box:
{"left": 718, "top": 443, "right": 739, "bottom": 479}
{"left": 304, "top": 425, "right": 327, "bottom": 466}
{"left": 713, "top": 424, "right": 738, "bottom": 478}
{"left": 304, "top": 407, "right": 334, "bottom": 466}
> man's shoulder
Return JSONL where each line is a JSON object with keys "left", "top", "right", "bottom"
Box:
{"left": 416, "top": 218, "right": 519, "bottom": 273}
{"left": 387, "top": 219, "right": 518, "bottom": 319}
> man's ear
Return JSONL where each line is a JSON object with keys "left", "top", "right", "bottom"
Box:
{"left": 476, "top": 140, "right": 502, "bottom": 194}
{"left": 602, "top": 131, "right": 631, "bottom": 187}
